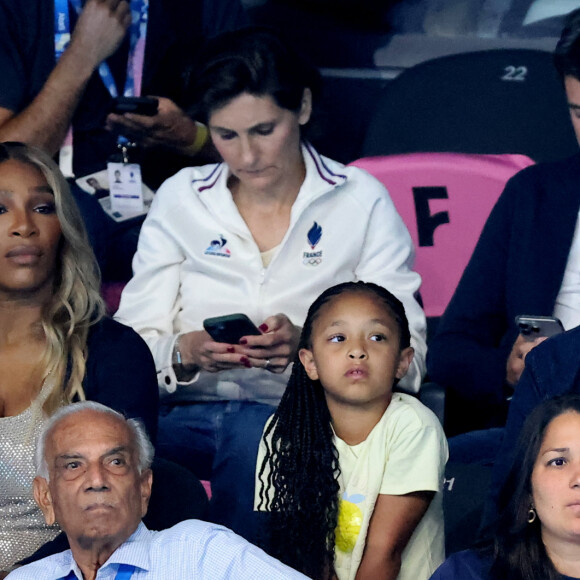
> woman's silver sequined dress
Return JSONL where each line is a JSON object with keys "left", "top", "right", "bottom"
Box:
{"left": 0, "top": 378, "right": 60, "bottom": 569}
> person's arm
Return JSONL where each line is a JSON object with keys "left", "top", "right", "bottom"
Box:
{"left": 113, "top": 168, "right": 189, "bottom": 381}
{"left": 165, "top": 312, "right": 300, "bottom": 378}
{"left": 369, "top": 399, "right": 447, "bottom": 578}
{"left": 478, "top": 355, "right": 541, "bottom": 535}
{"left": 353, "top": 171, "right": 426, "bottom": 393}
{"left": 174, "top": 327, "right": 254, "bottom": 375}
{"left": 505, "top": 334, "right": 547, "bottom": 386}
{"left": 0, "top": 0, "right": 130, "bottom": 154}
{"left": 356, "top": 491, "right": 433, "bottom": 580}
{"left": 192, "top": 522, "right": 310, "bottom": 579}
{"left": 103, "top": 0, "right": 249, "bottom": 159}
{"left": 220, "top": 313, "right": 301, "bottom": 373}
{"left": 427, "top": 175, "right": 520, "bottom": 407}
{"left": 114, "top": 170, "right": 221, "bottom": 393}
{"left": 480, "top": 328, "right": 580, "bottom": 534}
{"left": 105, "top": 96, "right": 215, "bottom": 159}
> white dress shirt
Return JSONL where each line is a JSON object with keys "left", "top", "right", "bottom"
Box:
{"left": 6, "top": 521, "right": 308, "bottom": 580}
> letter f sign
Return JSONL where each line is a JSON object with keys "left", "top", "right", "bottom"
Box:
{"left": 412, "top": 186, "right": 450, "bottom": 247}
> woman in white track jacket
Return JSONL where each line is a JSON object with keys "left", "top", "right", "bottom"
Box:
{"left": 115, "top": 27, "right": 426, "bottom": 540}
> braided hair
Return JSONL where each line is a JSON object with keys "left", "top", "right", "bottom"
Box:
{"left": 256, "top": 281, "right": 411, "bottom": 579}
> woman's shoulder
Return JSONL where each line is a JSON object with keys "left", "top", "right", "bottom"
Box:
{"left": 153, "top": 162, "right": 227, "bottom": 204}
{"left": 87, "top": 316, "right": 150, "bottom": 353}
{"left": 339, "top": 159, "right": 389, "bottom": 191}
{"left": 380, "top": 394, "right": 447, "bottom": 462}
{"left": 85, "top": 317, "right": 155, "bottom": 372}
{"left": 305, "top": 144, "right": 386, "bottom": 193}
{"left": 83, "top": 317, "right": 158, "bottom": 434}
{"left": 430, "top": 550, "right": 491, "bottom": 580}
{"left": 387, "top": 393, "right": 443, "bottom": 432}
{"left": 502, "top": 153, "right": 580, "bottom": 200}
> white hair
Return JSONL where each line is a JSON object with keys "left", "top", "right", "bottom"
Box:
{"left": 35, "top": 401, "right": 154, "bottom": 480}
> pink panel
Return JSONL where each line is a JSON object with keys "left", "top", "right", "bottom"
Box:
{"left": 201, "top": 479, "right": 212, "bottom": 499}
{"left": 101, "top": 281, "right": 126, "bottom": 316}
{"left": 350, "top": 153, "right": 534, "bottom": 317}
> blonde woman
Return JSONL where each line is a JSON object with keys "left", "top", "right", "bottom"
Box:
{"left": 0, "top": 142, "right": 157, "bottom": 574}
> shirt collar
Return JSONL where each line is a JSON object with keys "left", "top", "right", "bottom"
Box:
{"left": 204, "top": 141, "right": 349, "bottom": 196}
{"left": 50, "top": 522, "right": 151, "bottom": 579}
{"left": 101, "top": 522, "right": 151, "bottom": 572}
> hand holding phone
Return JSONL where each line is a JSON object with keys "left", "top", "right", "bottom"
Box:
{"left": 110, "top": 96, "right": 159, "bottom": 116}
{"left": 515, "top": 315, "right": 564, "bottom": 342}
{"left": 203, "top": 314, "right": 262, "bottom": 344}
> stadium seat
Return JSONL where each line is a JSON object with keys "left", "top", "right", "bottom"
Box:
{"left": 350, "top": 153, "right": 535, "bottom": 319}
{"left": 361, "top": 49, "right": 577, "bottom": 164}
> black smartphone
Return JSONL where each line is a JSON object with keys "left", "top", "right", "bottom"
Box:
{"left": 203, "top": 314, "right": 262, "bottom": 344}
{"left": 515, "top": 315, "right": 564, "bottom": 342}
{"left": 110, "top": 96, "right": 159, "bottom": 116}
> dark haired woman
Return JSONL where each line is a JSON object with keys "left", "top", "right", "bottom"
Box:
{"left": 431, "top": 393, "right": 580, "bottom": 580}
{"left": 115, "top": 28, "right": 426, "bottom": 536}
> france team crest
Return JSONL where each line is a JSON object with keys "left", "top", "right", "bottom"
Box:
{"left": 204, "top": 235, "right": 231, "bottom": 258}
{"left": 303, "top": 222, "right": 323, "bottom": 266}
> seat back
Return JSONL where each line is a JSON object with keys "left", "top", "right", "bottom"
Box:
{"left": 362, "top": 49, "right": 577, "bottom": 164}
{"left": 443, "top": 461, "right": 493, "bottom": 554}
{"left": 313, "top": 70, "right": 392, "bottom": 164}
{"left": 101, "top": 281, "right": 126, "bottom": 315}
{"left": 351, "top": 153, "right": 534, "bottom": 318}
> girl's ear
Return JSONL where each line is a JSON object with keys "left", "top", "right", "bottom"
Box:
{"left": 395, "top": 346, "right": 414, "bottom": 379}
{"left": 299, "top": 347, "right": 319, "bottom": 380}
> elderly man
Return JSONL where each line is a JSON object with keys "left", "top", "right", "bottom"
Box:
{"left": 7, "top": 402, "right": 307, "bottom": 580}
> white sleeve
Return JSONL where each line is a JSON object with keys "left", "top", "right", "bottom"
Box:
{"left": 354, "top": 177, "right": 427, "bottom": 393}
{"left": 114, "top": 178, "right": 190, "bottom": 394}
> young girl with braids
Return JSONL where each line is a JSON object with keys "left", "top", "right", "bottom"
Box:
{"left": 255, "top": 281, "right": 448, "bottom": 580}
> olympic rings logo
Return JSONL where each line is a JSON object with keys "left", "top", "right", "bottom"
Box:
{"left": 303, "top": 258, "right": 322, "bottom": 266}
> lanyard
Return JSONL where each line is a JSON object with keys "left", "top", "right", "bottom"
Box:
{"left": 55, "top": 0, "right": 149, "bottom": 97}
{"left": 115, "top": 564, "right": 137, "bottom": 579}
{"left": 54, "top": 0, "right": 149, "bottom": 174}
{"left": 54, "top": 0, "right": 71, "bottom": 62}
{"left": 58, "top": 563, "right": 136, "bottom": 580}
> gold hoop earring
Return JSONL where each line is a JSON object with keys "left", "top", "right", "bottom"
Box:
{"left": 528, "top": 507, "right": 537, "bottom": 524}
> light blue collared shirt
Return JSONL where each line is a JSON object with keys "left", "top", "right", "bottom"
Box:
{"left": 7, "top": 521, "right": 309, "bottom": 579}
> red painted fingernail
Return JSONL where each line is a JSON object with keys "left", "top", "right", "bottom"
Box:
{"left": 227, "top": 346, "right": 235, "bottom": 353}
{"left": 240, "top": 356, "right": 252, "bottom": 368}
{"left": 239, "top": 338, "right": 248, "bottom": 345}
{"left": 259, "top": 323, "right": 268, "bottom": 332}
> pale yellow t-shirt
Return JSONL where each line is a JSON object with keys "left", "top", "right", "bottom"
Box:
{"left": 255, "top": 393, "right": 448, "bottom": 580}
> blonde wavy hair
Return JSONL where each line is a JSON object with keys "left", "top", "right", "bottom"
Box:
{"left": 0, "top": 142, "right": 105, "bottom": 414}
